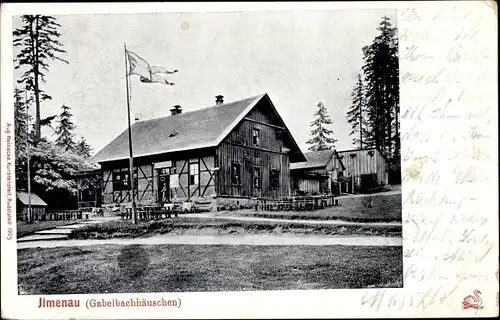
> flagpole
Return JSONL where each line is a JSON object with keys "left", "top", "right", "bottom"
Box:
{"left": 124, "top": 42, "right": 137, "bottom": 224}
{"left": 25, "top": 86, "right": 32, "bottom": 223}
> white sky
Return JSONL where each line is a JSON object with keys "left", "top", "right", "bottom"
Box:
{"left": 13, "top": 10, "right": 397, "bottom": 156}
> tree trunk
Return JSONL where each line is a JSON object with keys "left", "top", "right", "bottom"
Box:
{"left": 375, "top": 84, "right": 382, "bottom": 150}
{"left": 33, "top": 16, "right": 41, "bottom": 144}
{"left": 386, "top": 109, "right": 392, "bottom": 158}
{"left": 386, "top": 84, "right": 392, "bottom": 158}
{"left": 359, "top": 97, "right": 363, "bottom": 149}
{"left": 395, "top": 103, "right": 400, "bottom": 155}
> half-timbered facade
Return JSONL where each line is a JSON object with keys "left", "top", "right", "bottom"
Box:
{"left": 75, "top": 169, "right": 102, "bottom": 209}
{"left": 290, "top": 150, "right": 345, "bottom": 195}
{"left": 89, "top": 94, "right": 305, "bottom": 211}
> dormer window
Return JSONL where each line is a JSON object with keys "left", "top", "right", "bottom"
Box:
{"left": 252, "top": 128, "right": 260, "bottom": 147}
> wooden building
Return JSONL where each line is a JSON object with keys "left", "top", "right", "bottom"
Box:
{"left": 89, "top": 94, "right": 305, "bottom": 211}
{"left": 16, "top": 191, "right": 47, "bottom": 221}
{"left": 290, "top": 150, "right": 345, "bottom": 195}
{"left": 75, "top": 168, "right": 102, "bottom": 209}
{"left": 336, "top": 147, "right": 389, "bottom": 192}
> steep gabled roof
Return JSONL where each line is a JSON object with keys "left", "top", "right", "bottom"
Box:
{"left": 91, "top": 93, "right": 305, "bottom": 163}
{"left": 91, "top": 94, "right": 263, "bottom": 163}
{"left": 17, "top": 191, "right": 47, "bottom": 206}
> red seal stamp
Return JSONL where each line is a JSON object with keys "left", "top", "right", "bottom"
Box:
{"left": 462, "top": 290, "right": 483, "bottom": 310}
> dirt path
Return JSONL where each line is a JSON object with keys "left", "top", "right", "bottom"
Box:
{"left": 17, "top": 234, "right": 402, "bottom": 249}
{"left": 337, "top": 189, "right": 402, "bottom": 198}
{"left": 17, "top": 217, "right": 119, "bottom": 242}
{"left": 185, "top": 213, "right": 402, "bottom": 227}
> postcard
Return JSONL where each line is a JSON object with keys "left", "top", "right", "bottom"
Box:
{"left": 1, "top": 1, "right": 498, "bottom": 319}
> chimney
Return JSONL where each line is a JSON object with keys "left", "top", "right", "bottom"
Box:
{"left": 170, "top": 105, "right": 182, "bottom": 115}
{"left": 215, "top": 95, "right": 224, "bottom": 105}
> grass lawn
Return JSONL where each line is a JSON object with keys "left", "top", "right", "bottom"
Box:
{"left": 17, "top": 220, "right": 88, "bottom": 238}
{"left": 18, "top": 244, "right": 402, "bottom": 294}
{"left": 68, "top": 217, "right": 401, "bottom": 240}
{"left": 235, "top": 193, "right": 402, "bottom": 223}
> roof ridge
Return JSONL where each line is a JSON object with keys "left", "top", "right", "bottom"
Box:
{"left": 134, "top": 93, "right": 266, "bottom": 125}
{"left": 91, "top": 93, "right": 271, "bottom": 163}
{"left": 303, "top": 149, "right": 334, "bottom": 154}
{"left": 337, "top": 147, "right": 378, "bottom": 153}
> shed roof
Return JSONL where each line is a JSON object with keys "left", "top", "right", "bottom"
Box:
{"left": 290, "top": 150, "right": 335, "bottom": 170}
{"left": 17, "top": 191, "right": 47, "bottom": 206}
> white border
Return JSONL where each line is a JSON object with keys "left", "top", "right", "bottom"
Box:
{"left": 1, "top": 1, "right": 498, "bottom": 319}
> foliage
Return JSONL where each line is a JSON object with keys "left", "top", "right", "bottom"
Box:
{"left": 75, "top": 136, "right": 93, "bottom": 159}
{"left": 13, "top": 16, "right": 100, "bottom": 210}
{"left": 306, "top": 102, "right": 338, "bottom": 151}
{"left": 346, "top": 73, "right": 370, "bottom": 148}
{"left": 13, "top": 15, "right": 68, "bottom": 143}
{"left": 55, "top": 104, "right": 76, "bottom": 151}
{"left": 14, "top": 88, "right": 31, "bottom": 185}
{"left": 29, "top": 141, "right": 98, "bottom": 195}
{"left": 14, "top": 88, "right": 29, "bottom": 160}
{"left": 15, "top": 98, "right": 98, "bottom": 198}
{"left": 360, "top": 16, "right": 399, "bottom": 159}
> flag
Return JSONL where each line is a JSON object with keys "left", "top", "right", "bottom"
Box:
{"left": 140, "top": 74, "right": 175, "bottom": 86}
{"left": 126, "top": 49, "right": 178, "bottom": 85}
{"left": 126, "top": 50, "right": 151, "bottom": 79}
{"left": 150, "top": 66, "right": 178, "bottom": 75}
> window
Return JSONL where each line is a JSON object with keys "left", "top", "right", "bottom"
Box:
{"left": 231, "top": 162, "right": 241, "bottom": 185}
{"left": 253, "top": 167, "right": 261, "bottom": 189}
{"left": 112, "top": 168, "right": 138, "bottom": 191}
{"left": 252, "top": 128, "right": 260, "bottom": 146}
{"left": 189, "top": 163, "right": 199, "bottom": 185}
{"left": 158, "top": 163, "right": 176, "bottom": 176}
{"left": 270, "top": 169, "right": 280, "bottom": 189}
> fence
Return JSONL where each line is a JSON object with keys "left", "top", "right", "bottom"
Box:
{"left": 18, "top": 210, "right": 90, "bottom": 221}
{"left": 255, "top": 195, "right": 338, "bottom": 211}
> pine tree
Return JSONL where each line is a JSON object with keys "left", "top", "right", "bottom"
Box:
{"left": 346, "top": 73, "right": 369, "bottom": 148}
{"left": 75, "top": 137, "right": 92, "bottom": 158}
{"left": 14, "top": 87, "right": 32, "bottom": 189}
{"left": 14, "top": 88, "right": 29, "bottom": 158}
{"left": 13, "top": 15, "right": 68, "bottom": 144}
{"left": 55, "top": 104, "right": 76, "bottom": 151}
{"left": 306, "top": 102, "right": 338, "bottom": 151}
{"left": 361, "top": 16, "right": 399, "bottom": 158}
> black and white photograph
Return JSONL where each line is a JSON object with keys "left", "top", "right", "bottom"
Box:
{"left": 2, "top": 2, "right": 499, "bottom": 319}
{"left": 11, "top": 9, "right": 404, "bottom": 295}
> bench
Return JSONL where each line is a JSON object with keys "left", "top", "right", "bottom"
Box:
{"left": 45, "top": 210, "right": 88, "bottom": 221}
{"left": 123, "top": 205, "right": 180, "bottom": 221}
{"left": 255, "top": 195, "right": 336, "bottom": 212}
